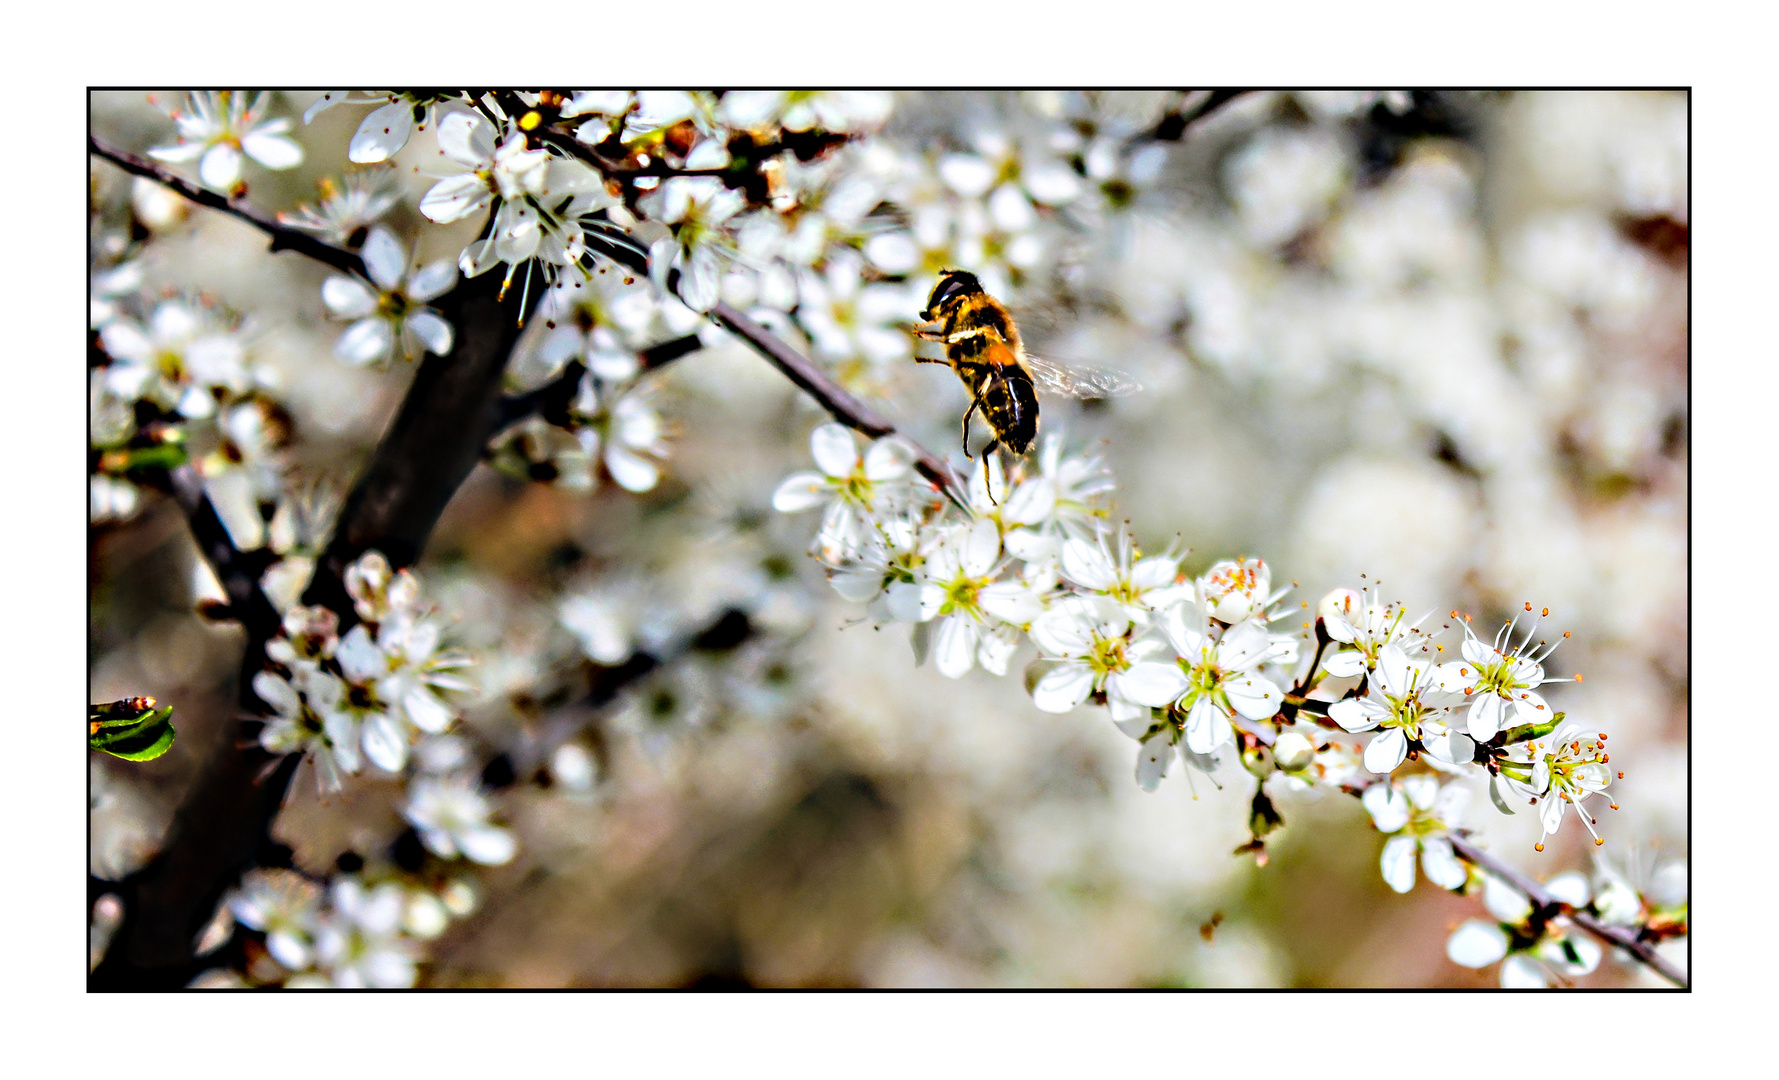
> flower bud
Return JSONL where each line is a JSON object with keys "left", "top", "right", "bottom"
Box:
{"left": 1273, "top": 731, "right": 1315, "bottom": 772}
{"left": 1240, "top": 741, "right": 1276, "bottom": 778}
{"left": 1200, "top": 557, "right": 1271, "bottom": 623}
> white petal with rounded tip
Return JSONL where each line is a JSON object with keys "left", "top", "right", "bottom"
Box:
{"left": 938, "top": 154, "right": 995, "bottom": 197}
{"left": 603, "top": 445, "right": 660, "bottom": 493}
{"left": 1538, "top": 790, "right": 1567, "bottom": 835}
{"left": 1322, "top": 650, "right": 1367, "bottom": 678}
{"left": 1500, "top": 955, "right": 1549, "bottom": 988}
{"left": 361, "top": 714, "right": 407, "bottom": 773}
{"left": 1135, "top": 735, "right": 1174, "bottom": 792}
{"left": 1226, "top": 674, "right": 1283, "bottom": 720}
{"left": 1363, "top": 727, "right": 1408, "bottom": 773}
{"left": 1033, "top": 662, "right": 1095, "bottom": 714}
{"left": 420, "top": 174, "right": 489, "bottom": 224}
{"left": 863, "top": 438, "right": 914, "bottom": 481}
{"left": 979, "top": 581, "right": 1040, "bottom": 625}
{"left": 1467, "top": 694, "right": 1506, "bottom": 741}
{"left": 243, "top": 130, "right": 304, "bottom": 170}
{"left": 809, "top": 423, "right": 859, "bottom": 478}
{"left": 199, "top": 142, "right": 244, "bottom": 191}
{"left": 494, "top": 215, "right": 541, "bottom": 262}
{"left": 1546, "top": 870, "right": 1590, "bottom": 908}
{"left": 1023, "top": 160, "right": 1082, "bottom": 205}
{"left": 1184, "top": 697, "right": 1233, "bottom": 754}
{"left": 976, "top": 628, "right": 1018, "bottom": 676}
{"left": 149, "top": 141, "right": 206, "bottom": 163}
{"left": 1059, "top": 538, "right": 1116, "bottom": 591}
{"left": 401, "top": 686, "right": 452, "bottom": 733}
{"left": 460, "top": 825, "right": 517, "bottom": 866}
{"left": 335, "top": 318, "right": 394, "bottom": 365}
{"left": 1446, "top": 920, "right": 1509, "bottom": 968}
{"left": 436, "top": 111, "right": 493, "bottom": 167}
{"left": 360, "top": 227, "right": 406, "bottom": 290}
{"left": 1323, "top": 614, "right": 1360, "bottom": 644}
{"left": 772, "top": 472, "right": 829, "bottom": 512}
{"left": 1380, "top": 835, "right": 1418, "bottom": 893}
{"left": 321, "top": 275, "right": 378, "bottom": 318}
{"left": 961, "top": 518, "right": 1000, "bottom": 577}
{"left": 407, "top": 261, "right": 457, "bottom": 303}
{"left": 405, "top": 311, "right": 453, "bottom": 357}
{"left": 1329, "top": 698, "right": 1377, "bottom": 733}
{"left": 1362, "top": 783, "right": 1410, "bottom": 832}
{"left": 349, "top": 102, "right": 414, "bottom": 163}
{"left": 933, "top": 616, "right": 979, "bottom": 679}
{"left": 1421, "top": 838, "right": 1467, "bottom": 890}
{"left": 1119, "top": 662, "right": 1189, "bottom": 708}
{"left": 252, "top": 671, "right": 301, "bottom": 718}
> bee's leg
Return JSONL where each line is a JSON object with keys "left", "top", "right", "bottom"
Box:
{"left": 959, "top": 397, "right": 979, "bottom": 455}
{"left": 913, "top": 356, "right": 951, "bottom": 364}
{"left": 911, "top": 320, "right": 947, "bottom": 341}
{"left": 977, "top": 438, "right": 1002, "bottom": 506}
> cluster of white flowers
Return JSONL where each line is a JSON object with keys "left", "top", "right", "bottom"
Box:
{"left": 771, "top": 416, "right": 1641, "bottom": 983}
{"left": 206, "top": 868, "right": 480, "bottom": 988}
{"left": 255, "top": 551, "right": 474, "bottom": 787}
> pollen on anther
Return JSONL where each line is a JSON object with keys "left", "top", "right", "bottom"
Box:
{"left": 1574, "top": 674, "right": 1583, "bottom": 682}
{"left": 1541, "top": 607, "right": 1549, "bottom": 617}
{"left": 1535, "top": 843, "right": 1545, "bottom": 852}
{"left": 1563, "top": 631, "right": 1571, "bottom": 638}
{"left": 1524, "top": 602, "right": 1533, "bottom": 612}
{"left": 1617, "top": 771, "right": 1625, "bottom": 779}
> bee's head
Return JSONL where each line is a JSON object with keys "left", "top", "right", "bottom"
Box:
{"left": 922, "top": 269, "right": 982, "bottom": 320}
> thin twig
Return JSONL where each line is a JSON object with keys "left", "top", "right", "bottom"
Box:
{"left": 496, "top": 333, "right": 704, "bottom": 429}
{"left": 88, "top": 135, "right": 367, "bottom": 279}
{"left": 1133, "top": 89, "right": 1252, "bottom": 146}
{"left": 1445, "top": 833, "right": 1688, "bottom": 989}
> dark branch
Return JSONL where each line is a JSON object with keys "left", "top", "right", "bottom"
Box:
{"left": 92, "top": 266, "right": 531, "bottom": 990}
{"left": 88, "top": 135, "right": 367, "bottom": 279}
{"left": 144, "top": 465, "right": 283, "bottom": 640}
{"left": 1136, "top": 89, "right": 1252, "bottom": 144}
{"left": 1445, "top": 833, "right": 1688, "bottom": 989}
{"left": 707, "top": 301, "right": 963, "bottom": 503}
{"left": 496, "top": 333, "right": 704, "bottom": 429}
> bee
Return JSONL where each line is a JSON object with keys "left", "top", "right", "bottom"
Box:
{"left": 913, "top": 269, "right": 1138, "bottom": 473}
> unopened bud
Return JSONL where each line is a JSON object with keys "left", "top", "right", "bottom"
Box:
{"left": 1273, "top": 731, "right": 1315, "bottom": 772}
{"left": 1241, "top": 741, "right": 1276, "bottom": 779}
{"left": 1318, "top": 588, "right": 1361, "bottom": 623}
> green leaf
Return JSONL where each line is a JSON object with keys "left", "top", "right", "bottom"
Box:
{"left": 89, "top": 699, "right": 176, "bottom": 762}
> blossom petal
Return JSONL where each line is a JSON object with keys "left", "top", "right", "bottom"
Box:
{"left": 1329, "top": 698, "right": 1377, "bottom": 733}
{"left": 1380, "top": 835, "right": 1418, "bottom": 893}
{"left": 322, "top": 275, "right": 378, "bottom": 319}
{"left": 349, "top": 102, "right": 414, "bottom": 163}
{"left": 361, "top": 713, "right": 407, "bottom": 773}
{"left": 360, "top": 227, "right": 407, "bottom": 291}
{"left": 772, "top": 472, "right": 829, "bottom": 512}
{"left": 1225, "top": 673, "right": 1283, "bottom": 721}
{"left": 405, "top": 311, "right": 454, "bottom": 357}
{"left": 419, "top": 175, "right": 490, "bottom": 224}
{"left": 1363, "top": 727, "right": 1408, "bottom": 774}
{"left": 1447, "top": 920, "right": 1509, "bottom": 968}
{"left": 809, "top": 423, "right": 860, "bottom": 478}
{"left": 604, "top": 444, "right": 660, "bottom": 493}
{"left": 199, "top": 142, "right": 244, "bottom": 191}
{"left": 407, "top": 261, "right": 458, "bottom": 303}
{"left": 1032, "top": 662, "right": 1095, "bottom": 714}
{"left": 1322, "top": 650, "right": 1367, "bottom": 678}
{"left": 1118, "top": 661, "right": 1189, "bottom": 708}
{"left": 1183, "top": 697, "right": 1232, "bottom": 754}
{"left": 458, "top": 825, "right": 518, "bottom": 866}
{"left": 933, "top": 616, "right": 979, "bottom": 679}
{"left": 863, "top": 438, "right": 914, "bottom": 482}
{"left": 1362, "top": 782, "right": 1410, "bottom": 833}
{"left": 436, "top": 111, "right": 494, "bottom": 167}
{"left": 1059, "top": 538, "right": 1116, "bottom": 591}
{"left": 335, "top": 318, "right": 395, "bottom": 366}
{"left": 1468, "top": 693, "right": 1507, "bottom": 742}
{"left": 1421, "top": 838, "right": 1467, "bottom": 890}
{"left": 1135, "top": 734, "right": 1174, "bottom": 792}
{"left": 242, "top": 130, "right": 304, "bottom": 170}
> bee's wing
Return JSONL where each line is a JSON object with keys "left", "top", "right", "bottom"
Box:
{"left": 1022, "top": 353, "right": 1143, "bottom": 399}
